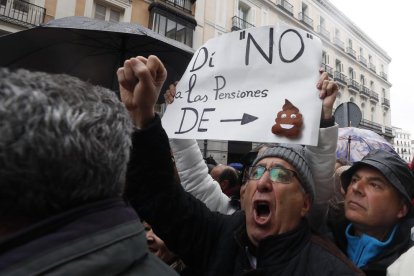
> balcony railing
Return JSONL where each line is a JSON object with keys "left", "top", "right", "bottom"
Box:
{"left": 369, "top": 62, "right": 376, "bottom": 73}
{"left": 382, "top": 98, "right": 390, "bottom": 108}
{"left": 0, "top": 0, "right": 45, "bottom": 27}
{"left": 384, "top": 126, "right": 393, "bottom": 137}
{"left": 360, "top": 119, "right": 382, "bottom": 133}
{"left": 334, "top": 71, "right": 347, "bottom": 86}
{"left": 333, "top": 37, "right": 344, "bottom": 50}
{"left": 298, "top": 12, "right": 313, "bottom": 28}
{"left": 231, "top": 16, "right": 254, "bottom": 31}
{"left": 347, "top": 79, "right": 360, "bottom": 93}
{"left": 276, "top": 0, "right": 293, "bottom": 16}
{"left": 370, "top": 91, "right": 379, "bottom": 102}
{"left": 346, "top": 47, "right": 356, "bottom": 59}
{"left": 321, "top": 63, "right": 333, "bottom": 77}
{"left": 165, "top": 0, "right": 192, "bottom": 13}
{"left": 317, "top": 25, "right": 330, "bottom": 40}
{"left": 380, "top": 71, "right": 388, "bottom": 81}
{"left": 358, "top": 55, "right": 367, "bottom": 66}
{"left": 360, "top": 85, "right": 370, "bottom": 97}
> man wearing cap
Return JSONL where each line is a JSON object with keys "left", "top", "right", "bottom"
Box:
{"left": 118, "top": 56, "right": 362, "bottom": 275}
{"left": 324, "top": 150, "right": 414, "bottom": 275}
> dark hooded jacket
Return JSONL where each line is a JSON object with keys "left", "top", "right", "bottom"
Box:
{"left": 0, "top": 198, "right": 177, "bottom": 276}
{"left": 125, "top": 115, "right": 363, "bottom": 276}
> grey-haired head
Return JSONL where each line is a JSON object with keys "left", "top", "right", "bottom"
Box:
{"left": 252, "top": 144, "right": 315, "bottom": 201}
{"left": 0, "top": 68, "right": 133, "bottom": 221}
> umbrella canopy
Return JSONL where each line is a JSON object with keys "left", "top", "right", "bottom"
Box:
{"left": 0, "top": 16, "right": 194, "bottom": 102}
{"left": 336, "top": 127, "right": 397, "bottom": 162}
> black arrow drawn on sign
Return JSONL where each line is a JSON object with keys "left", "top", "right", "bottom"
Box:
{"left": 220, "top": 113, "right": 258, "bottom": 125}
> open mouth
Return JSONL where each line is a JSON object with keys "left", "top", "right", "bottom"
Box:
{"left": 280, "top": 124, "right": 294, "bottom": 129}
{"left": 254, "top": 201, "right": 271, "bottom": 225}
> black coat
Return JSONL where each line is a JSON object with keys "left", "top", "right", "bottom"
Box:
{"left": 125, "top": 115, "right": 363, "bottom": 276}
{"left": 327, "top": 208, "right": 414, "bottom": 276}
{"left": 0, "top": 198, "right": 177, "bottom": 275}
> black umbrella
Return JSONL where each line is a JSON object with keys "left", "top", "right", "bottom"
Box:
{"left": 0, "top": 16, "right": 194, "bottom": 102}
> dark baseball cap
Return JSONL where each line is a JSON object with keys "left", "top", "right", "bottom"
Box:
{"left": 341, "top": 149, "right": 414, "bottom": 202}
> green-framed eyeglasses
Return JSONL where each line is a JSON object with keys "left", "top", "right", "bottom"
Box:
{"left": 247, "top": 165, "right": 298, "bottom": 183}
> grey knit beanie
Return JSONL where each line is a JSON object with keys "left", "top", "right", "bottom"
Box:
{"left": 252, "top": 145, "right": 315, "bottom": 201}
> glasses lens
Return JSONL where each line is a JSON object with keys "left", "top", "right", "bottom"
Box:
{"left": 269, "top": 167, "right": 291, "bottom": 183}
{"left": 250, "top": 166, "right": 265, "bottom": 180}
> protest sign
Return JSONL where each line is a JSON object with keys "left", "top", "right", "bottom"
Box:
{"left": 161, "top": 24, "right": 322, "bottom": 146}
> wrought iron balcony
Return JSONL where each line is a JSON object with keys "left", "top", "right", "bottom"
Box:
{"left": 380, "top": 71, "right": 388, "bottom": 81}
{"left": 346, "top": 47, "right": 356, "bottom": 59}
{"left": 333, "top": 37, "right": 344, "bottom": 50}
{"left": 382, "top": 98, "right": 390, "bottom": 108}
{"left": 0, "top": 0, "right": 45, "bottom": 27}
{"left": 231, "top": 15, "right": 254, "bottom": 31}
{"left": 360, "top": 119, "right": 382, "bottom": 134}
{"left": 321, "top": 63, "right": 333, "bottom": 77}
{"left": 298, "top": 12, "right": 313, "bottom": 29}
{"left": 347, "top": 79, "right": 360, "bottom": 94}
{"left": 276, "top": 0, "right": 293, "bottom": 16}
{"left": 360, "top": 85, "right": 370, "bottom": 97}
{"left": 358, "top": 55, "right": 367, "bottom": 66}
{"left": 370, "top": 91, "right": 379, "bottom": 102}
{"left": 317, "top": 25, "right": 330, "bottom": 40}
{"left": 369, "top": 62, "right": 376, "bottom": 73}
{"left": 384, "top": 126, "right": 393, "bottom": 137}
{"left": 164, "top": 0, "right": 193, "bottom": 13}
{"left": 334, "top": 71, "right": 347, "bottom": 86}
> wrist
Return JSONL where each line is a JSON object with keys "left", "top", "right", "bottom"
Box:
{"left": 129, "top": 109, "right": 155, "bottom": 128}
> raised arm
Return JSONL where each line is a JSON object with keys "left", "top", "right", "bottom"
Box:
{"left": 307, "top": 70, "right": 339, "bottom": 204}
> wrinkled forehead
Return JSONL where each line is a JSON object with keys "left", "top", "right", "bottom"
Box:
{"left": 255, "top": 157, "right": 297, "bottom": 172}
{"left": 353, "top": 165, "right": 391, "bottom": 186}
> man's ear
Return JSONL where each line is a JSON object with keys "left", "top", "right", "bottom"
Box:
{"left": 220, "top": 179, "right": 229, "bottom": 190}
{"left": 300, "top": 194, "right": 312, "bottom": 217}
{"left": 397, "top": 202, "right": 409, "bottom": 219}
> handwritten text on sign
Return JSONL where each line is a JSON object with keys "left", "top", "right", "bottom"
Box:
{"left": 161, "top": 24, "right": 322, "bottom": 146}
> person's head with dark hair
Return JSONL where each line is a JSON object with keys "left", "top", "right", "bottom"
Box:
{"left": 205, "top": 156, "right": 218, "bottom": 166}
{"left": 0, "top": 68, "right": 133, "bottom": 226}
{"left": 218, "top": 166, "right": 240, "bottom": 197}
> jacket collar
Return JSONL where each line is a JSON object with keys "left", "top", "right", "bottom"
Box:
{"left": 0, "top": 198, "right": 139, "bottom": 271}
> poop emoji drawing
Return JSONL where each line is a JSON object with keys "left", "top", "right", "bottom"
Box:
{"left": 271, "top": 99, "right": 303, "bottom": 138}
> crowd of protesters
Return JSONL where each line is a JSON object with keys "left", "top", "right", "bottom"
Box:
{"left": 0, "top": 54, "right": 414, "bottom": 276}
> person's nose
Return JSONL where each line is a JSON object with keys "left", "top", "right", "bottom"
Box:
{"left": 257, "top": 170, "right": 273, "bottom": 192}
{"left": 350, "top": 179, "right": 365, "bottom": 196}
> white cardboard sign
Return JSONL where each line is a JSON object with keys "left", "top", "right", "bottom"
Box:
{"left": 161, "top": 24, "right": 322, "bottom": 146}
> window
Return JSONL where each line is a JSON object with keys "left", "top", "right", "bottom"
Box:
{"left": 320, "top": 16, "right": 325, "bottom": 27}
{"left": 348, "top": 39, "right": 353, "bottom": 48}
{"left": 348, "top": 67, "right": 354, "bottom": 79}
{"left": 151, "top": 10, "right": 195, "bottom": 47}
{"left": 322, "top": 51, "right": 329, "bottom": 64}
{"left": 14, "top": 0, "right": 29, "bottom": 12}
{"left": 0, "top": 0, "right": 6, "bottom": 6}
{"left": 302, "top": 3, "right": 309, "bottom": 15}
{"left": 239, "top": 2, "right": 250, "bottom": 22}
{"left": 360, "top": 47, "right": 364, "bottom": 55}
{"left": 94, "top": 3, "right": 122, "bottom": 22}
{"left": 360, "top": 75, "right": 365, "bottom": 86}
{"left": 371, "top": 107, "right": 375, "bottom": 121}
{"left": 335, "top": 59, "right": 342, "bottom": 72}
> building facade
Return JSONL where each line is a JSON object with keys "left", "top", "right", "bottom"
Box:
{"left": 1, "top": 0, "right": 393, "bottom": 164}
{"left": 193, "top": 0, "right": 393, "bottom": 164}
{"left": 393, "top": 127, "right": 412, "bottom": 162}
{"left": 0, "top": 0, "right": 197, "bottom": 45}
